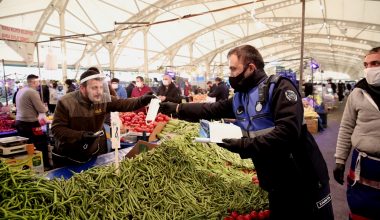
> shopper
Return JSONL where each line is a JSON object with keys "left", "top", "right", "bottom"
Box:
{"left": 183, "top": 80, "right": 192, "bottom": 102}
{"left": 334, "top": 47, "right": 380, "bottom": 220}
{"left": 48, "top": 81, "right": 59, "bottom": 113}
{"left": 303, "top": 80, "right": 314, "bottom": 97}
{"left": 206, "top": 81, "right": 216, "bottom": 93}
{"left": 207, "top": 77, "right": 229, "bottom": 102}
{"left": 51, "top": 70, "right": 155, "bottom": 167}
{"left": 15, "top": 74, "right": 50, "bottom": 168}
{"left": 337, "top": 80, "right": 345, "bottom": 103}
{"left": 327, "top": 78, "right": 337, "bottom": 95}
{"left": 131, "top": 76, "right": 152, "bottom": 113}
{"left": 65, "top": 79, "right": 76, "bottom": 93}
{"left": 159, "top": 45, "right": 333, "bottom": 220}
{"left": 40, "top": 80, "right": 50, "bottom": 105}
{"left": 111, "top": 78, "right": 128, "bottom": 99}
{"left": 126, "top": 81, "right": 136, "bottom": 98}
{"left": 12, "top": 83, "right": 23, "bottom": 106}
{"left": 157, "top": 75, "right": 182, "bottom": 104}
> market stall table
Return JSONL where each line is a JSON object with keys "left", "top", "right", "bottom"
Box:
{"left": 46, "top": 147, "right": 133, "bottom": 180}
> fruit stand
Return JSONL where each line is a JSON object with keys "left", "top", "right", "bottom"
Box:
{"left": 0, "top": 113, "right": 17, "bottom": 138}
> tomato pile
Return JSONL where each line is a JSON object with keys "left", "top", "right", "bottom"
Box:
{"left": 0, "top": 114, "right": 16, "bottom": 133}
{"left": 224, "top": 210, "right": 270, "bottom": 220}
{"left": 119, "top": 112, "right": 170, "bottom": 133}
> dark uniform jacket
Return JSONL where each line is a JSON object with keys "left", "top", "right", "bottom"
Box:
{"left": 157, "top": 83, "right": 182, "bottom": 104}
{"left": 51, "top": 90, "right": 146, "bottom": 162}
{"left": 176, "top": 76, "right": 329, "bottom": 192}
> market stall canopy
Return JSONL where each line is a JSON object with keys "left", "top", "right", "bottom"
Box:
{"left": 0, "top": 0, "right": 379, "bottom": 79}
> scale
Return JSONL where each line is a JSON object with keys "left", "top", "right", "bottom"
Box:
{"left": 0, "top": 136, "right": 29, "bottom": 156}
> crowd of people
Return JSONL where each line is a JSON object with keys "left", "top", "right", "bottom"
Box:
{"left": 5, "top": 45, "right": 379, "bottom": 220}
{"left": 8, "top": 70, "right": 231, "bottom": 167}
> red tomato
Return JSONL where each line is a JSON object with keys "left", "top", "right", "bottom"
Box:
{"left": 231, "top": 211, "right": 239, "bottom": 218}
{"left": 138, "top": 112, "right": 145, "bottom": 116}
{"left": 125, "top": 116, "right": 131, "bottom": 121}
{"left": 263, "top": 210, "right": 270, "bottom": 219}
{"left": 250, "top": 211, "right": 258, "bottom": 219}
{"left": 236, "top": 215, "right": 245, "bottom": 220}
{"left": 224, "top": 217, "right": 233, "bottom": 220}
{"left": 258, "top": 211, "right": 265, "bottom": 220}
{"left": 156, "top": 116, "right": 163, "bottom": 122}
{"left": 243, "top": 214, "right": 251, "bottom": 220}
{"left": 164, "top": 115, "right": 170, "bottom": 121}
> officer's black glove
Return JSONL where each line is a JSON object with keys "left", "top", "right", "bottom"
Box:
{"left": 159, "top": 102, "right": 179, "bottom": 116}
{"left": 217, "top": 138, "right": 243, "bottom": 154}
{"left": 139, "top": 92, "right": 155, "bottom": 106}
{"left": 333, "top": 163, "right": 345, "bottom": 185}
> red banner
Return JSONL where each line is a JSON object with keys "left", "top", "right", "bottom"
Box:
{"left": 0, "top": 24, "right": 34, "bottom": 42}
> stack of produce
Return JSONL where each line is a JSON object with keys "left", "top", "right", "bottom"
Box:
{"left": 0, "top": 113, "right": 15, "bottom": 132}
{"left": 0, "top": 120, "right": 269, "bottom": 219}
{"left": 191, "top": 94, "right": 208, "bottom": 103}
{"left": 119, "top": 112, "right": 170, "bottom": 133}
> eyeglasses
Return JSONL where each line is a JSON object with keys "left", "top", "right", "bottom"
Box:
{"left": 364, "top": 61, "right": 380, "bottom": 68}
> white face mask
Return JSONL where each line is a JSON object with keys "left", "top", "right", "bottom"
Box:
{"left": 136, "top": 82, "right": 143, "bottom": 88}
{"left": 364, "top": 66, "right": 380, "bottom": 86}
{"left": 163, "top": 80, "right": 170, "bottom": 86}
{"left": 111, "top": 83, "right": 118, "bottom": 89}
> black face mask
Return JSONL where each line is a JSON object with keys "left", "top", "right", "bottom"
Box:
{"left": 229, "top": 66, "right": 267, "bottom": 93}
{"left": 229, "top": 65, "right": 249, "bottom": 90}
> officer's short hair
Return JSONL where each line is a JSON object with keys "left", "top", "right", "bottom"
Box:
{"left": 227, "top": 45, "right": 265, "bottom": 70}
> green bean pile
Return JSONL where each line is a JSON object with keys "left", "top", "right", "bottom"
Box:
{"left": 1, "top": 120, "right": 268, "bottom": 219}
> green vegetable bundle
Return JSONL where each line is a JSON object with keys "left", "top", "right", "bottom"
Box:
{"left": 1, "top": 121, "right": 268, "bottom": 219}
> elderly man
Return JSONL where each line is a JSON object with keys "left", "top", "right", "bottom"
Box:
{"left": 51, "top": 70, "right": 154, "bottom": 166}
{"left": 157, "top": 75, "right": 182, "bottom": 104}
{"left": 15, "top": 74, "right": 49, "bottom": 168}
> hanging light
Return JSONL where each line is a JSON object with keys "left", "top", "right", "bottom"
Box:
{"left": 44, "top": 47, "right": 58, "bottom": 70}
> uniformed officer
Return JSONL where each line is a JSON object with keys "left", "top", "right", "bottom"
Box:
{"left": 159, "top": 45, "right": 334, "bottom": 220}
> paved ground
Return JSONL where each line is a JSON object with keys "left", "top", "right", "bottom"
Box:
{"left": 313, "top": 101, "right": 350, "bottom": 220}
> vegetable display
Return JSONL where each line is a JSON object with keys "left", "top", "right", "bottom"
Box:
{"left": 0, "top": 114, "right": 15, "bottom": 132}
{"left": 1, "top": 120, "right": 269, "bottom": 219}
{"left": 119, "top": 112, "right": 170, "bottom": 133}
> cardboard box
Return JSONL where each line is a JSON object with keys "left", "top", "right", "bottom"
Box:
{"left": 125, "top": 140, "right": 158, "bottom": 159}
{"left": 0, "top": 150, "right": 44, "bottom": 174}
{"left": 306, "top": 118, "right": 318, "bottom": 134}
{"left": 148, "top": 122, "right": 167, "bottom": 142}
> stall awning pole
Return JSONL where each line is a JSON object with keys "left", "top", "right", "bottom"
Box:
{"left": 299, "top": 0, "right": 306, "bottom": 93}
{"left": 35, "top": 43, "right": 44, "bottom": 102}
{"left": 2, "top": 59, "right": 8, "bottom": 106}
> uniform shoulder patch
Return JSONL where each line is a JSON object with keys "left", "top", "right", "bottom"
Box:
{"left": 285, "top": 90, "right": 298, "bottom": 102}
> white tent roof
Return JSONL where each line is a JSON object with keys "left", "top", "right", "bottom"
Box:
{"left": 1, "top": 0, "right": 379, "bottom": 79}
